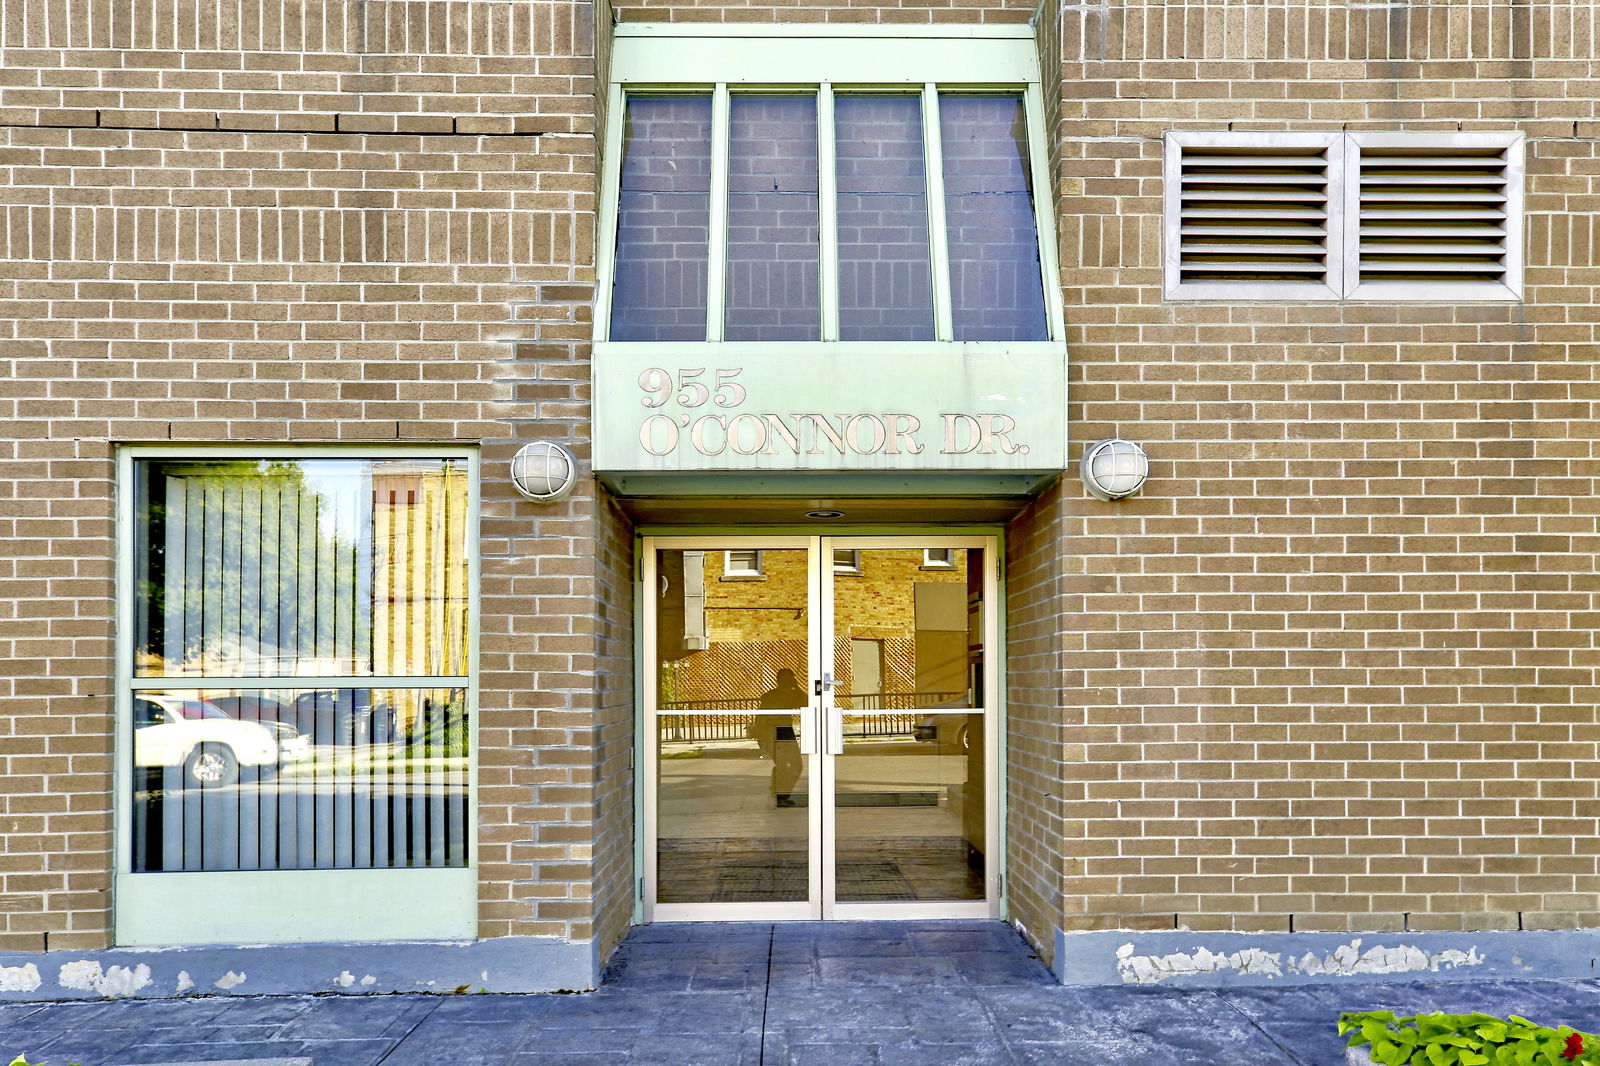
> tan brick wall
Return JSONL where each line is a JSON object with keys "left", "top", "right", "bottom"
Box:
{"left": 1044, "top": 0, "right": 1600, "bottom": 940}
{"left": 0, "top": 0, "right": 622, "bottom": 951}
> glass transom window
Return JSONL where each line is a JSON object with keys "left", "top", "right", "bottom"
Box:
{"left": 598, "top": 28, "right": 1062, "bottom": 347}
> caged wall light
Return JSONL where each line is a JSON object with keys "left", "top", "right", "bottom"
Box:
{"left": 1079, "top": 438, "right": 1149, "bottom": 501}
{"left": 510, "top": 441, "right": 579, "bottom": 502}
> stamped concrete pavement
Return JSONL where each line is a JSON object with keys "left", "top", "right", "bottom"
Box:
{"left": 5, "top": 922, "right": 1600, "bottom": 1066}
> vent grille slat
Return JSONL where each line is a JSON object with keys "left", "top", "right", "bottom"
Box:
{"left": 1177, "top": 145, "right": 1331, "bottom": 287}
{"left": 1356, "top": 144, "right": 1511, "bottom": 286}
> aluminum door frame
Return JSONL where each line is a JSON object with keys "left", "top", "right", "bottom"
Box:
{"left": 640, "top": 535, "right": 1000, "bottom": 922}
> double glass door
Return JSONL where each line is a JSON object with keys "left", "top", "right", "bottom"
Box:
{"left": 643, "top": 536, "right": 998, "bottom": 921}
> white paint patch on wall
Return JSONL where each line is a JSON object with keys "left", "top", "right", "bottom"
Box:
{"left": 1116, "top": 939, "right": 1486, "bottom": 984}
{"left": 57, "top": 961, "right": 153, "bottom": 997}
{"left": 0, "top": 963, "right": 41, "bottom": 992}
{"left": 214, "top": 971, "right": 247, "bottom": 990}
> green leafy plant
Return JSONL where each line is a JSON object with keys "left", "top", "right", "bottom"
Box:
{"left": 1340, "top": 1010, "right": 1600, "bottom": 1066}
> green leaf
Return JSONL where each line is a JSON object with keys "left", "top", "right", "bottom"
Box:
{"left": 1459, "top": 1053, "right": 1490, "bottom": 1066}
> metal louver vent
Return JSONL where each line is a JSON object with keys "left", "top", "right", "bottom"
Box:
{"left": 1177, "top": 145, "right": 1331, "bottom": 286}
{"left": 1357, "top": 146, "right": 1511, "bottom": 285}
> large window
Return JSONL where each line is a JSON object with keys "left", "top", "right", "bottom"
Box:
{"left": 124, "top": 455, "right": 473, "bottom": 879}
{"left": 598, "top": 30, "right": 1060, "bottom": 346}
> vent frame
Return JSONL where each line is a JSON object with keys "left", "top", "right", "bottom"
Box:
{"left": 1343, "top": 130, "right": 1524, "bottom": 302}
{"left": 1164, "top": 130, "right": 1343, "bottom": 301}
{"left": 1164, "top": 130, "right": 1524, "bottom": 302}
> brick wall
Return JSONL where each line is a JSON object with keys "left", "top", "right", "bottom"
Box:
{"left": 1046, "top": 0, "right": 1600, "bottom": 939}
{"left": 0, "top": 0, "right": 622, "bottom": 951}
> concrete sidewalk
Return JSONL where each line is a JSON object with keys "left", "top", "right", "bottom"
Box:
{"left": 4, "top": 922, "right": 1599, "bottom": 1066}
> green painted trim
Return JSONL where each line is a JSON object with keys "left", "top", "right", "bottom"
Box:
{"left": 114, "top": 868, "right": 477, "bottom": 945}
{"left": 923, "top": 83, "right": 955, "bottom": 341}
{"left": 614, "top": 24, "right": 1036, "bottom": 39}
{"left": 631, "top": 535, "right": 648, "bottom": 926}
{"left": 611, "top": 37, "right": 1040, "bottom": 92}
{"left": 635, "top": 524, "right": 1006, "bottom": 536}
{"left": 602, "top": 472, "right": 1058, "bottom": 496}
{"left": 994, "top": 539, "right": 1010, "bottom": 923}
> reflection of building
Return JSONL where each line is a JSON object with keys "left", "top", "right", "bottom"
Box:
{"left": 659, "top": 549, "right": 978, "bottom": 712}
{"left": 371, "top": 463, "right": 471, "bottom": 680}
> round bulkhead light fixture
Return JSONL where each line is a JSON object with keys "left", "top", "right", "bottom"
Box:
{"left": 510, "top": 441, "right": 579, "bottom": 502}
{"left": 1079, "top": 438, "right": 1149, "bottom": 501}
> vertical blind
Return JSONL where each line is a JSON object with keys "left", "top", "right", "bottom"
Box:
{"left": 129, "top": 458, "right": 471, "bottom": 874}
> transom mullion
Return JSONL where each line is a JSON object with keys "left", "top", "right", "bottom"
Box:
{"left": 920, "top": 83, "right": 955, "bottom": 342}
{"left": 706, "top": 83, "right": 731, "bottom": 342}
{"left": 817, "top": 84, "right": 841, "bottom": 342}
{"left": 1022, "top": 85, "right": 1065, "bottom": 342}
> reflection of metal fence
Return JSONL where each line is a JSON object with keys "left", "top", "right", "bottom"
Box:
{"left": 838, "top": 691, "right": 965, "bottom": 711}
{"left": 655, "top": 701, "right": 962, "bottom": 744}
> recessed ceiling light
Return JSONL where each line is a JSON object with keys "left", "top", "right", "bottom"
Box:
{"left": 804, "top": 509, "right": 844, "bottom": 519}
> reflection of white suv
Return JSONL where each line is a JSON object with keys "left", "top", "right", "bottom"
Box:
{"left": 133, "top": 696, "right": 305, "bottom": 787}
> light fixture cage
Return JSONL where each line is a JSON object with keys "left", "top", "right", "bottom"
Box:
{"left": 510, "top": 441, "right": 579, "bottom": 502}
{"left": 1079, "top": 438, "right": 1149, "bottom": 501}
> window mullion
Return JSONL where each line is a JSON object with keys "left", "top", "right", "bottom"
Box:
{"left": 920, "top": 83, "right": 955, "bottom": 342}
{"left": 594, "top": 82, "right": 627, "bottom": 342}
{"left": 817, "top": 84, "right": 840, "bottom": 342}
{"left": 1022, "top": 85, "right": 1065, "bottom": 342}
{"left": 706, "top": 83, "right": 731, "bottom": 342}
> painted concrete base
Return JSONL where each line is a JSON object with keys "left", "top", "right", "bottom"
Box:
{"left": 0, "top": 936, "right": 599, "bottom": 1001}
{"left": 1054, "top": 928, "right": 1600, "bottom": 987}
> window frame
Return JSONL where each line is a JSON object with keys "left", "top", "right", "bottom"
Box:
{"left": 723, "top": 548, "right": 765, "bottom": 578}
{"left": 113, "top": 445, "right": 480, "bottom": 946}
{"left": 595, "top": 25, "right": 1066, "bottom": 349}
{"left": 1163, "top": 130, "right": 1524, "bottom": 302}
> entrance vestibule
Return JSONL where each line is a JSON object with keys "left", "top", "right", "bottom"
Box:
{"left": 642, "top": 536, "right": 1000, "bottom": 921}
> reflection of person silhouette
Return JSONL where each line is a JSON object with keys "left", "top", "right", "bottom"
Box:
{"left": 748, "top": 668, "right": 806, "bottom": 801}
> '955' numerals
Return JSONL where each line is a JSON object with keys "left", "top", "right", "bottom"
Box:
{"left": 639, "top": 367, "right": 746, "bottom": 410}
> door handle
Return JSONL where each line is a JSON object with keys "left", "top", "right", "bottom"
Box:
{"left": 827, "top": 712, "right": 844, "bottom": 756}
{"left": 798, "top": 708, "right": 819, "bottom": 755}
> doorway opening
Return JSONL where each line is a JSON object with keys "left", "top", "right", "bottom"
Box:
{"left": 641, "top": 536, "right": 999, "bottom": 921}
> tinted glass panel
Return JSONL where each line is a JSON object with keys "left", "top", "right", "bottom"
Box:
{"left": 134, "top": 458, "right": 470, "bottom": 678}
{"left": 725, "top": 95, "right": 821, "bottom": 341}
{"left": 939, "top": 94, "right": 1048, "bottom": 341}
{"left": 834, "top": 712, "right": 984, "bottom": 901}
{"left": 831, "top": 548, "right": 983, "bottom": 711}
{"left": 610, "top": 95, "right": 713, "bottom": 341}
{"left": 131, "top": 687, "right": 468, "bottom": 872}
{"left": 835, "top": 95, "right": 935, "bottom": 341}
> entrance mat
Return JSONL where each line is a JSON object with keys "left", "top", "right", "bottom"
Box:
{"left": 711, "top": 858, "right": 918, "bottom": 902}
{"left": 775, "top": 791, "right": 938, "bottom": 808}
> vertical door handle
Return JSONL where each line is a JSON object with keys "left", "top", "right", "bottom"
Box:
{"left": 827, "top": 712, "right": 844, "bottom": 756}
{"left": 798, "top": 708, "right": 819, "bottom": 755}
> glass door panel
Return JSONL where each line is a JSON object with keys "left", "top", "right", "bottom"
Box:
{"left": 830, "top": 547, "right": 984, "bottom": 712}
{"left": 656, "top": 713, "right": 812, "bottom": 903}
{"left": 652, "top": 546, "right": 815, "bottom": 911}
{"left": 832, "top": 713, "right": 985, "bottom": 903}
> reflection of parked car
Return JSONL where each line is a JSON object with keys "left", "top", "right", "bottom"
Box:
{"left": 208, "top": 691, "right": 396, "bottom": 746}
{"left": 914, "top": 714, "right": 971, "bottom": 754}
{"left": 203, "top": 695, "right": 313, "bottom": 759}
{"left": 133, "top": 696, "right": 296, "bottom": 787}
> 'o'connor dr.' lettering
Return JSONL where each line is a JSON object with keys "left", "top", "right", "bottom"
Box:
{"left": 633, "top": 366, "right": 1032, "bottom": 459}
{"left": 638, "top": 412, "right": 1028, "bottom": 458}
